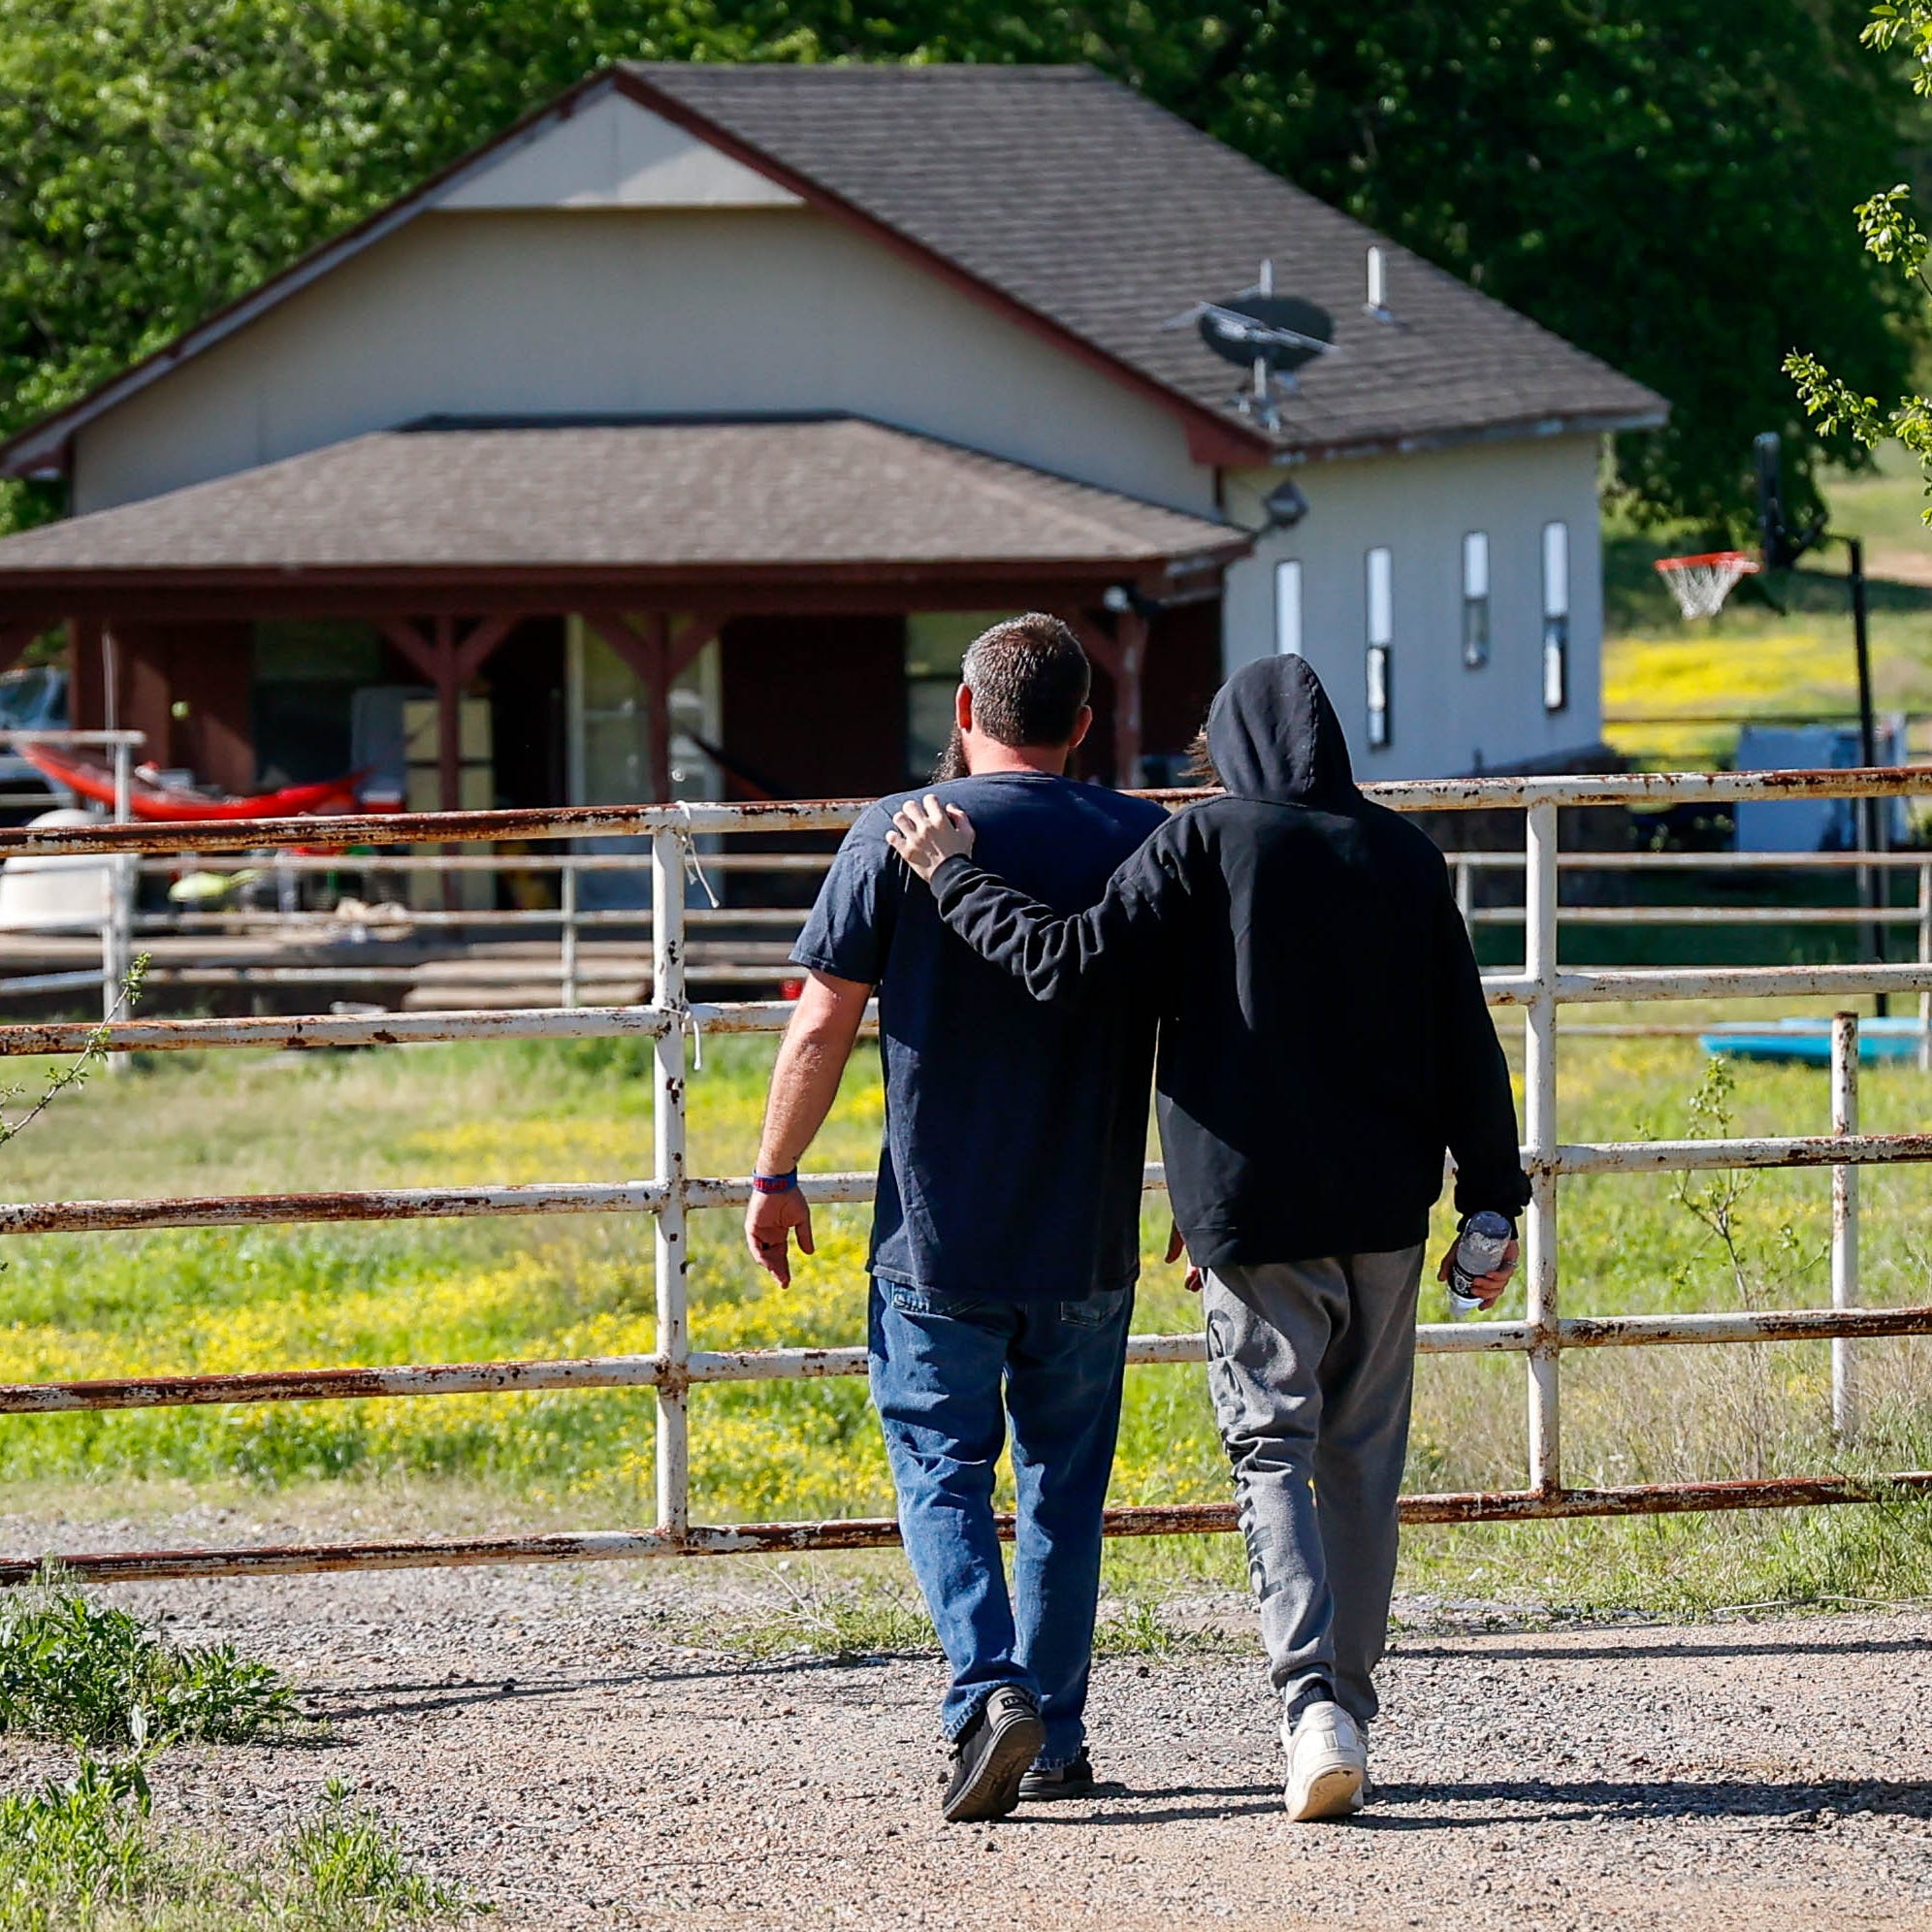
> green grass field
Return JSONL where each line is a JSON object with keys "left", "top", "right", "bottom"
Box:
{"left": 5, "top": 1027, "right": 1932, "bottom": 1621}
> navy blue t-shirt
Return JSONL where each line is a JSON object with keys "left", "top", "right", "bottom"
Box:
{"left": 792, "top": 772, "right": 1167, "bottom": 1300}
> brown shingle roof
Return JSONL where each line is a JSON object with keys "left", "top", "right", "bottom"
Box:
{"left": 631, "top": 63, "right": 1666, "bottom": 458}
{"left": 0, "top": 416, "right": 1243, "bottom": 579}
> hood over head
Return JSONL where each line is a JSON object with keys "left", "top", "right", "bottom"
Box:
{"left": 1205, "top": 655, "right": 1357, "bottom": 807}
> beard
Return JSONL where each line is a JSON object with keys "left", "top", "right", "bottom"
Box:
{"left": 928, "top": 724, "right": 968, "bottom": 783}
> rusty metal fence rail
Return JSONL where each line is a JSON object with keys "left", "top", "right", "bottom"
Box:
{"left": 49, "top": 841, "right": 1932, "bottom": 1017}
{"left": 3, "top": 767, "right": 1932, "bottom": 1585}
{"left": 16, "top": 784, "right": 1932, "bottom": 1019}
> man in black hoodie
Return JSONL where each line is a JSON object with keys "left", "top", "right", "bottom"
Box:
{"left": 886, "top": 654, "right": 1529, "bottom": 1820}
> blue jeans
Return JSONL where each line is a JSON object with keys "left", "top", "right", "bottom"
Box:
{"left": 868, "top": 1278, "right": 1135, "bottom": 1767}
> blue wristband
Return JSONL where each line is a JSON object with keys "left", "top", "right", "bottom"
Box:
{"left": 752, "top": 1169, "right": 798, "bottom": 1196}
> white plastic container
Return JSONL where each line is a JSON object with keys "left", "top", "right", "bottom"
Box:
{"left": 0, "top": 809, "right": 111, "bottom": 932}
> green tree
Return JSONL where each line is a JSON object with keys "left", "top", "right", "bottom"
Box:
{"left": 1, "top": 2, "right": 1917, "bottom": 535}
{"left": 1788, "top": 0, "right": 1932, "bottom": 515}
{"left": 0, "top": 0, "right": 762, "bottom": 531}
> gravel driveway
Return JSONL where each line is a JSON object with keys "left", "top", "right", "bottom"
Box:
{"left": 6, "top": 1524, "right": 1932, "bottom": 1931}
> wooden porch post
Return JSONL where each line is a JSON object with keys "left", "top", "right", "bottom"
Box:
{"left": 434, "top": 618, "right": 462, "bottom": 815}
{"left": 581, "top": 611, "right": 723, "bottom": 802}
{"left": 67, "top": 621, "right": 103, "bottom": 732}
{"left": 100, "top": 626, "right": 122, "bottom": 731}
{"left": 1066, "top": 609, "right": 1147, "bottom": 789}
{"left": 641, "top": 616, "right": 671, "bottom": 812}
{"left": 379, "top": 613, "right": 518, "bottom": 812}
{"left": 1112, "top": 608, "right": 1147, "bottom": 789}
{"left": 379, "top": 613, "right": 518, "bottom": 911}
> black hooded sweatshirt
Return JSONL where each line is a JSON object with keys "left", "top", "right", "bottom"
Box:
{"left": 927, "top": 655, "right": 1530, "bottom": 1268}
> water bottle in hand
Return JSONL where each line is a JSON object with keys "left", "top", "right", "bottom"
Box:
{"left": 1448, "top": 1210, "right": 1514, "bottom": 1316}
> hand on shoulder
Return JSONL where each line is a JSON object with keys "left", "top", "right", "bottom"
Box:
{"left": 886, "top": 795, "right": 977, "bottom": 883}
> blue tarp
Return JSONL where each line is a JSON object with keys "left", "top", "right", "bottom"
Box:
{"left": 1697, "top": 1017, "right": 1922, "bottom": 1066}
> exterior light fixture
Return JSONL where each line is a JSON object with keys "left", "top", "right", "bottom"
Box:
{"left": 1262, "top": 478, "right": 1309, "bottom": 531}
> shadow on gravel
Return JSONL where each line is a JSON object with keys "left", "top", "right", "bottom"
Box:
{"left": 1369, "top": 1779, "right": 1932, "bottom": 1827}
{"left": 1011, "top": 1782, "right": 1283, "bottom": 1827}
{"left": 995, "top": 1777, "right": 1932, "bottom": 1831}
{"left": 1399, "top": 1633, "right": 1932, "bottom": 1665}
{"left": 311, "top": 1652, "right": 898, "bottom": 1720}
{"left": 641, "top": 1654, "right": 905, "bottom": 1683}
{"left": 309, "top": 1677, "right": 639, "bottom": 1722}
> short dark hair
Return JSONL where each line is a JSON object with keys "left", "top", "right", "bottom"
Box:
{"left": 962, "top": 613, "right": 1090, "bottom": 748}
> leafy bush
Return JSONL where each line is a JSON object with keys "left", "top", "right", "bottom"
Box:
{"left": 0, "top": 1755, "right": 153, "bottom": 1929}
{"left": 0, "top": 1759, "right": 468, "bottom": 1931}
{"left": 0, "top": 1569, "right": 295, "bottom": 1750}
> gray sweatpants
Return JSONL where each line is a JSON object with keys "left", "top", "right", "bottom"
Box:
{"left": 1202, "top": 1246, "right": 1425, "bottom": 1725}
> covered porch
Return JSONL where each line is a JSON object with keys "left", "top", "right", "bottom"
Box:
{"left": 0, "top": 418, "right": 1247, "bottom": 821}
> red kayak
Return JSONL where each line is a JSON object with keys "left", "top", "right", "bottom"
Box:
{"left": 19, "top": 744, "right": 362, "bottom": 822}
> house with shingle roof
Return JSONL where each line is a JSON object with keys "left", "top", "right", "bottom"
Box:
{"left": 0, "top": 61, "right": 1664, "bottom": 818}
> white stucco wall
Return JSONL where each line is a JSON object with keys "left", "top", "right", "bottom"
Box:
{"left": 73, "top": 205, "right": 1209, "bottom": 516}
{"left": 1218, "top": 435, "right": 1605, "bottom": 780}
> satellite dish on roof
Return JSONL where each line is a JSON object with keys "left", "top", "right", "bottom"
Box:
{"left": 1193, "top": 296, "right": 1334, "bottom": 375}
{"left": 1164, "top": 261, "right": 1335, "bottom": 429}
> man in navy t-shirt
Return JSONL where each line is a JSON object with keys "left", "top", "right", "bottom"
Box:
{"left": 745, "top": 614, "right": 1166, "bottom": 1823}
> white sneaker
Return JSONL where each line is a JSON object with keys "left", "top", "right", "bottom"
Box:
{"left": 1283, "top": 1700, "right": 1368, "bottom": 1821}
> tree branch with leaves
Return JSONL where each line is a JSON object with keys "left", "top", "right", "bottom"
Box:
{"left": 1787, "top": 2, "right": 1932, "bottom": 512}
{"left": 0, "top": 955, "right": 148, "bottom": 1158}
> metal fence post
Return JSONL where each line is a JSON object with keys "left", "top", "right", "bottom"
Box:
{"left": 1917, "top": 861, "right": 1930, "bottom": 1075}
{"left": 110, "top": 739, "right": 131, "bottom": 824}
{"left": 103, "top": 739, "right": 135, "bottom": 1069}
{"left": 98, "top": 885, "right": 118, "bottom": 1033}
{"left": 651, "top": 828, "right": 691, "bottom": 1542}
{"left": 560, "top": 860, "right": 579, "bottom": 1011}
{"left": 1455, "top": 855, "right": 1473, "bottom": 930}
{"left": 1524, "top": 797, "right": 1562, "bottom": 1496}
{"left": 1831, "top": 1010, "right": 1860, "bottom": 1441}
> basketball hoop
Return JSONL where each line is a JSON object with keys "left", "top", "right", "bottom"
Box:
{"left": 1655, "top": 550, "right": 1759, "bottom": 621}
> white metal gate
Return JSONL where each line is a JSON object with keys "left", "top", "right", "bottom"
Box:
{"left": 1, "top": 765, "right": 1931, "bottom": 1584}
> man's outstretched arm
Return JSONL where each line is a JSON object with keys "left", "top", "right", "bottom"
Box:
{"left": 745, "top": 969, "right": 872, "bottom": 1287}
{"left": 887, "top": 795, "right": 1182, "bottom": 1003}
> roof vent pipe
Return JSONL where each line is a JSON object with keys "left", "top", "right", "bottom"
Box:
{"left": 1365, "top": 245, "right": 1391, "bottom": 321}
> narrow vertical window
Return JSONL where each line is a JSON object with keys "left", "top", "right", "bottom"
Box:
{"left": 1541, "top": 521, "right": 1569, "bottom": 712}
{"left": 1274, "top": 559, "right": 1303, "bottom": 657}
{"left": 1462, "top": 531, "right": 1491, "bottom": 668}
{"left": 1366, "top": 546, "right": 1393, "bottom": 749}
{"left": 1366, "top": 643, "right": 1391, "bottom": 751}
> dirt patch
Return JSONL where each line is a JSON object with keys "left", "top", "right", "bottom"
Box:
{"left": 5, "top": 1522, "right": 1932, "bottom": 1932}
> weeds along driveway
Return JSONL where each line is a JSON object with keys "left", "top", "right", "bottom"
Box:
{"left": 6, "top": 1553, "right": 1932, "bottom": 1932}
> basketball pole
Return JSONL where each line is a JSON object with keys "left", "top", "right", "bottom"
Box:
{"left": 1848, "top": 535, "right": 1878, "bottom": 780}
{"left": 1846, "top": 534, "right": 1888, "bottom": 1014}
{"left": 1755, "top": 434, "right": 1887, "bottom": 1016}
